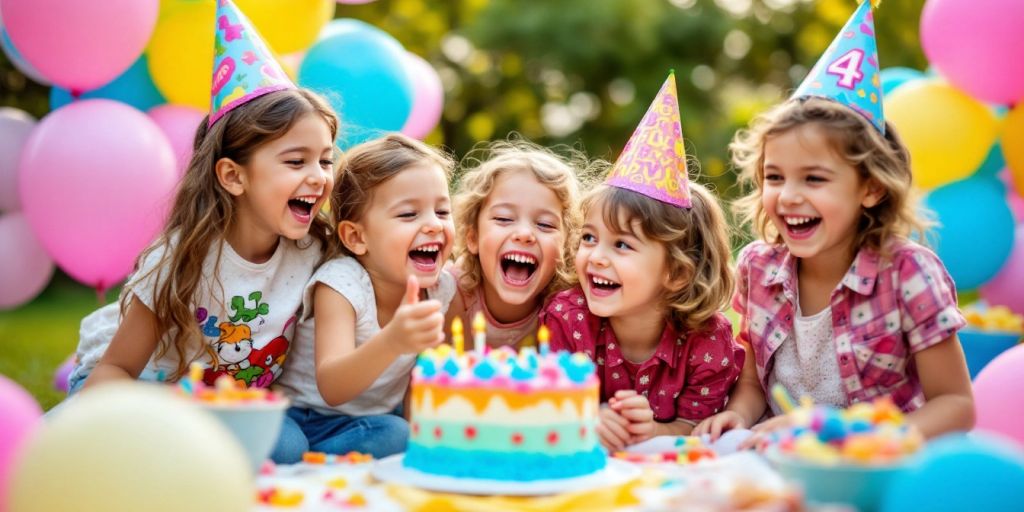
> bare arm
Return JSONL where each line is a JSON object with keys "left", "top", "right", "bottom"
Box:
{"left": 83, "top": 295, "right": 160, "bottom": 390}
{"left": 905, "top": 335, "right": 975, "bottom": 438}
{"left": 653, "top": 418, "right": 695, "bottom": 437}
{"left": 721, "top": 341, "right": 767, "bottom": 425}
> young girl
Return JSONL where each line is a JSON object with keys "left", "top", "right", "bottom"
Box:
{"left": 447, "top": 140, "right": 586, "bottom": 349}
{"left": 69, "top": 2, "right": 337, "bottom": 393}
{"left": 273, "top": 134, "right": 457, "bottom": 462}
{"left": 695, "top": 3, "right": 974, "bottom": 443}
{"left": 541, "top": 73, "right": 744, "bottom": 452}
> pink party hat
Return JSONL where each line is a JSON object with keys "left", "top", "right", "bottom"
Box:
{"left": 208, "top": 0, "right": 295, "bottom": 126}
{"left": 605, "top": 72, "right": 691, "bottom": 209}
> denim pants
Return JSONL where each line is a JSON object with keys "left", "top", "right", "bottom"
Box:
{"left": 271, "top": 406, "right": 409, "bottom": 464}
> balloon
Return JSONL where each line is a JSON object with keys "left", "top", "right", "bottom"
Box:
{"left": 921, "top": 0, "right": 1024, "bottom": 105}
{"left": 147, "top": 104, "right": 205, "bottom": 178}
{"left": 881, "top": 433, "right": 1024, "bottom": 512}
{"left": 18, "top": 100, "right": 177, "bottom": 291}
{"left": 299, "top": 20, "right": 413, "bottom": 149}
{"left": 53, "top": 355, "right": 75, "bottom": 394}
{"left": 50, "top": 55, "right": 165, "bottom": 112}
{"left": 973, "top": 144, "right": 1007, "bottom": 179}
{"left": 0, "top": 0, "right": 158, "bottom": 91}
{"left": 980, "top": 225, "right": 1024, "bottom": 315}
{"left": 401, "top": 52, "right": 444, "bottom": 140}
{"left": 1009, "top": 192, "right": 1024, "bottom": 223}
{"left": 147, "top": 1, "right": 216, "bottom": 110}
{"left": 924, "top": 177, "right": 1015, "bottom": 289}
{"left": 0, "top": 13, "right": 50, "bottom": 85}
{"left": 0, "top": 108, "right": 36, "bottom": 213}
{"left": 886, "top": 80, "right": 999, "bottom": 189}
{"left": 880, "top": 67, "right": 924, "bottom": 96}
{"left": 974, "top": 344, "right": 1024, "bottom": 445}
{"left": 1002, "top": 105, "right": 1024, "bottom": 198}
{"left": 0, "top": 374, "right": 42, "bottom": 511}
{"left": 8, "top": 383, "right": 253, "bottom": 512}
{"left": 0, "top": 213, "right": 54, "bottom": 310}
{"left": 234, "top": 0, "right": 334, "bottom": 55}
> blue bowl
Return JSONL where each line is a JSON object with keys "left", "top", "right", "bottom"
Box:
{"left": 767, "top": 450, "right": 910, "bottom": 512}
{"left": 958, "top": 329, "right": 1021, "bottom": 379}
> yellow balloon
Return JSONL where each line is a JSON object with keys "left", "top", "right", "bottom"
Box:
{"left": 235, "top": 0, "right": 334, "bottom": 55}
{"left": 1002, "top": 105, "right": 1024, "bottom": 198}
{"left": 147, "top": 1, "right": 216, "bottom": 110}
{"left": 885, "top": 80, "right": 999, "bottom": 190}
{"left": 9, "top": 383, "right": 253, "bottom": 512}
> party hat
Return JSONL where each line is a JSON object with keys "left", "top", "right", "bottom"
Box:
{"left": 208, "top": 0, "right": 295, "bottom": 126}
{"left": 793, "top": 1, "right": 885, "bottom": 132}
{"left": 605, "top": 71, "right": 691, "bottom": 209}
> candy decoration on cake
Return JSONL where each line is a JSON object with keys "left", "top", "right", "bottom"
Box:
{"left": 792, "top": 0, "right": 885, "bottom": 133}
{"left": 765, "top": 384, "right": 923, "bottom": 465}
{"left": 208, "top": 0, "right": 295, "bottom": 126}
{"left": 604, "top": 71, "right": 692, "bottom": 209}
{"left": 176, "top": 361, "right": 284, "bottom": 404}
{"left": 403, "top": 321, "right": 606, "bottom": 481}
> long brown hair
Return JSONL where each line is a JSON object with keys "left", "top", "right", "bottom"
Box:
{"left": 731, "top": 97, "right": 932, "bottom": 254}
{"left": 124, "top": 88, "right": 339, "bottom": 381}
{"left": 580, "top": 182, "right": 734, "bottom": 333}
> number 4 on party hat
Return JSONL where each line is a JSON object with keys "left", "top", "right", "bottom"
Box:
{"left": 793, "top": 0, "right": 885, "bottom": 133}
{"left": 604, "top": 71, "right": 692, "bottom": 209}
{"left": 208, "top": 0, "right": 296, "bottom": 126}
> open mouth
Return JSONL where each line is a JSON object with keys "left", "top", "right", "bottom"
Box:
{"left": 288, "top": 196, "right": 317, "bottom": 222}
{"left": 588, "top": 273, "right": 621, "bottom": 297}
{"left": 500, "top": 252, "right": 538, "bottom": 286}
{"left": 783, "top": 215, "right": 821, "bottom": 238}
{"left": 409, "top": 242, "right": 442, "bottom": 271}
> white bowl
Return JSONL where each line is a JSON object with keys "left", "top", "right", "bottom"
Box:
{"left": 199, "top": 398, "right": 288, "bottom": 473}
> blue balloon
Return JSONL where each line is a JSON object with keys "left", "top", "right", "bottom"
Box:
{"left": 924, "top": 177, "right": 1015, "bottom": 289}
{"left": 298, "top": 20, "right": 413, "bottom": 149}
{"left": 50, "top": 56, "right": 165, "bottom": 112}
{"left": 973, "top": 143, "right": 1007, "bottom": 178}
{"left": 880, "top": 67, "right": 925, "bottom": 96}
{"left": 881, "top": 433, "right": 1024, "bottom": 512}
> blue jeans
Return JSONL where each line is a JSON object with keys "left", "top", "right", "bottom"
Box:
{"left": 271, "top": 406, "right": 409, "bottom": 464}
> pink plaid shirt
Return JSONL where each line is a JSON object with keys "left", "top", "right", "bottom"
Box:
{"left": 540, "top": 286, "right": 745, "bottom": 422}
{"left": 734, "top": 239, "right": 965, "bottom": 412}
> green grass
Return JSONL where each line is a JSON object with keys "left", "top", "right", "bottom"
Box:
{"left": 0, "top": 277, "right": 113, "bottom": 411}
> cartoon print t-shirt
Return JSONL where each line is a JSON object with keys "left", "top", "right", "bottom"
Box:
{"left": 71, "top": 235, "right": 321, "bottom": 388}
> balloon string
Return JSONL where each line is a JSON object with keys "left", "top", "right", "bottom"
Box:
{"left": 95, "top": 283, "right": 107, "bottom": 305}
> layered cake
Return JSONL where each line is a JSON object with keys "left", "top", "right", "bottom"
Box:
{"left": 403, "top": 320, "right": 607, "bottom": 481}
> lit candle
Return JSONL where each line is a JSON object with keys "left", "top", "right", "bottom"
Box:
{"left": 452, "top": 316, "right": 464, "bottom": 355}
{"left": 538, "top": 325, "right": 550, "bottom": 356}
{"left": 472, "top": 311, "right": 486, "bottom": 355}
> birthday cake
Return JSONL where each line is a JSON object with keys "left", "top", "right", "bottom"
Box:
{"left": 403, "top": 319, "right": 607, "bottom": 481}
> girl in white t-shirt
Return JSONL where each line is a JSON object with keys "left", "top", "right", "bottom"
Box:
{"left": 274, "top": 134, "right": 457, "bottom": 461}
{"left": 70, "top": 88, "right": 339, "bottom": 393}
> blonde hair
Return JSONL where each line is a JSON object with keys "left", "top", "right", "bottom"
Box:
{"left": 328, "top": 133, "right": 456, "bottom": 260}
{"left": 452, "top": 140, "right": 596, "bottom": 298}
{"left": 731, "top": 97, "right": 932, "bottom": 254}
{"left": 127, "top": 88, "right": 339, "bottom": 381}
{"left": 580, "top": 182, "right": 734, "bottom": 333}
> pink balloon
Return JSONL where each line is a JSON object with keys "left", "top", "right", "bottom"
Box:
{"left": 53, "top": 354, "right": 75, "bottom": 393}
{"left": 147, "top": 104, "right": 205, "bottom": 178}
{"left": 18, "top": 99, "right": 177, "bottom": 291}
{"left": 0, "top": 0, "right": 159, "bottom": 91}
{"left": 400, "top": 52, "right": 444, "bottom": 140}
{"left": 980, "top": 224, "right": 1024, "bottom": 315}
{"left": 0, "top": 108, "right": 36, "bottom": 213}
{"left": 0, "top": 374, "right": 42, "bottom": 509}
{"left": 0, "top": 213, "right": 54, "bottom": 310}
{"left": 921, "top": 0, "right": 1024, "bottom": 105}
{"left": 1009, "top": 193, "right": 1024, "bottom": 223}
{"left": 974, "top": 344, "right": 1024, "bottom": 445}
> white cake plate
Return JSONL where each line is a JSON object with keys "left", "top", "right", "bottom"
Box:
{"left": 371, "top": 454, "right": 640, "bottom": 496}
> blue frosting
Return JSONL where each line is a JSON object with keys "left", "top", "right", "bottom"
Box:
{"left": 510, "top": 361, "right": 534, "bottom": 381}
{"left": 417, "top": 357, "right": 438, "bottom": 378}
{"left": 404, "top": 444, "right": 607, "bottom": 481}
{"left": 473, "top": 358, "right": 497, "bottom": 380}
{"left": 442, "top": 356, "right": 460, "bottom": 377}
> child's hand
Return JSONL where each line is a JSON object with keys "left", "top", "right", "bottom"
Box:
{"left": 597, "top": 404, "right": 632, "bottom": 452}
{"left": 693, "top": 410, "right": 747, "bottom": 441}
{"left": 609, "top": 390, "right": 656, "bottom": 444}
{"left": 385, "top": 276, "right": 445, "bottom": 355}
{"left": 738, "top": 413, "right": 794, "bottom": 450}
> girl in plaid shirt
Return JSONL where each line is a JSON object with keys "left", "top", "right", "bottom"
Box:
{"left": 695, "top": 96, "right": 974, "bottom": 442}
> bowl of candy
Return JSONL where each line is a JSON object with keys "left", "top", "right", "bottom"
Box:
{"left": 177, "top": 364, "right": 289, "bottom": 473}
{"left": 960, "top": 305, "right": 1023, "bottom": 379}
{"left": 763, "top": 394, "right": 923, "bottom": 512}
